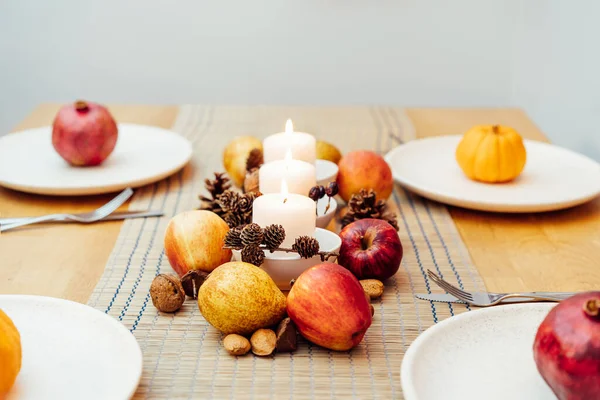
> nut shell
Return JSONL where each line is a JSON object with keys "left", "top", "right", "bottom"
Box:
{"left": 223, "top": 334, "right": 251, "bottom": 356}
{"left": 181, "top": 270, "right": 208, "bottom": 299}
{"left": 360, "top": 279, "right": 384, "bottom": 299}
{"left": 243, "top": 168, "right": 260, "bottom": 194}
{"left": 150, "top": 274, "right": 185, "bottom": 312}
{"left": 250, "top": 329, "right": 276, "bottom": 356}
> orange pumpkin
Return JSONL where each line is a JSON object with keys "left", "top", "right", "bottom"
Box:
{"left": 455, "top": 124, "right": 527, "bottom": 183}
{"left": 0, "top": 309, "right": 21, "bottom": 395}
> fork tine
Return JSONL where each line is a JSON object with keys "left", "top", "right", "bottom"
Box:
{"left": 427, "top": 269, "right": 470, "bottom": 296}
{"left": 95, "top": 188, "right": 134, "bottom": 217}
{"left": 434, "top": 277, "right": 473, "bottom": 301}
{"left": 439, "top": 278, "right": 472, "bottom": 300}
{"left": 427, "top": 270, "right": 474, "bottom": 301}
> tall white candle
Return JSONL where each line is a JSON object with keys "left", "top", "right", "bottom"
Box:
{"left": 259, "top": 150, "right": 316, "bottom": 196}
{"left": 263, "top": 119, "right": 317, "bottom": 165}
{"left": 252, "top": 180, "right": 316, "bottom": 248}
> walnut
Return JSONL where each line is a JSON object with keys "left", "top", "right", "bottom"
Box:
{"left": 223, "top": 334, "right": 251, "bottom": 356}
{"left": 243, "top": 168, "right": 260, "bottom": 194}
{"left": 250, "top": 329, "right": 276, "bottom": 356}
{"left": 360, "top": 279, "right": 384, "bottom": 299}
{"left": 150, "top": 273, "right": 185, "bottom": 312}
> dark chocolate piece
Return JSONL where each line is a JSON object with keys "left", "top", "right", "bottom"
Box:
{"left": 275, "top": 317, "right": 298, "bottom": 352}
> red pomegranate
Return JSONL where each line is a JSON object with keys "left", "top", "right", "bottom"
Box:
{"left": 52, "top": 100, "right": 118, "bottom": 166}
{"left": 533, "top": 292, "right": 600, "bottom": 400}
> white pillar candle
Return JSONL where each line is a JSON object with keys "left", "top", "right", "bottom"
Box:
{"left": 252, "top": 180, "right": 316, "bottom": 248}
{"left": 263, "top": 119, "right": 317, "bottom": 165}
{"left": 259, "top": 151, "right": 316, "bottom": 196}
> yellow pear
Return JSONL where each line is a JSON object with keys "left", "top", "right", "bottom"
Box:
{"left": 316, "top": 140, "right": 342, "bottom": 164}
{"left": 197, "top": 261, "right": 286, "bottom": 335}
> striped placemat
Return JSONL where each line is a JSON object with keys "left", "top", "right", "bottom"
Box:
{"left": 87, "top": 105, "right": 485, "bottom": 399}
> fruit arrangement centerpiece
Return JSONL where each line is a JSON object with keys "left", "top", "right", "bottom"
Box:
{"left": 150, "top": 118, "right": 402, "bottom": 357}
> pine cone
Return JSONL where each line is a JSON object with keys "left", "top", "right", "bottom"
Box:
{"left": 246, "top": 148, "right": 264, "bottom": 172}
{"left": 263, "top": 224, "right": 285, "bottom": 251}
{"left": 218, "top": 190, "right": 260, "bottom": 228}
{"left": 292, "top": 236, "right": 320, "bottom": 259}
{"left": 241, "top": 245, "right": 265, "bottom": 266}
{"left": 341, "top": 189, "right": 399, "bottom": 231}
{"left": 235, "top": 193, "right": 254, "bottom": 214}
{"left": 199, "top": 173, "right": 232, "bottom": 215}
{"left": 224, "top": 225, "right": 244, "bottom": 249}
{"left": 240, "top": 223, "right": 264, "bottom": 247}
{"left": 223, "top": 212, "right": 249, "bottom": 229}
{"left": 217, "top": 190, "right": 242, "bottom": 214}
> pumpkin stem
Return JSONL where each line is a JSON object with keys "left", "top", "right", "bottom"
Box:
{"left": 583, "top": 299, "right": 600, "bottom": 320}
{"left": 492, "top": 125, "right": 500, "bottom": 134}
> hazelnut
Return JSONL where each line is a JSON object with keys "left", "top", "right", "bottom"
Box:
{"left": 360, "top": 279, "right": 384, "bottom": 299}
{"left": 150, "top": 273, "right": 185, "bottom": 312}
{"left": 250, "top": 329, "right": 276, "bottom": 356}
{"left": 223, "top": 334, "right": 251, "bottom": 356}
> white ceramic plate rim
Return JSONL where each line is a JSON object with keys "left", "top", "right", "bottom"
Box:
{"left": 384, "top": 135, "right": 600, "bottom": 213}
{"left": 0, "top": 123, "right": 193, "bottom": 196}
{"left": 0, "top": 294, "right": 143, "bottom": 400}
{"left": 400, "top": 303, "right": 556, "bottom": 400}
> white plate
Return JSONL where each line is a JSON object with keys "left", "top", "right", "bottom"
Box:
{"left": 385, "top": 135, "right": 600, "bottom": 212}
{"left": 401, "top": 303, "right": 557, "bottom": 400}
{"left": 0, "top": 295, "right": 142, "bottom": 400}
{"left": 0, "top": 123, "right": 192, "bottom": 196}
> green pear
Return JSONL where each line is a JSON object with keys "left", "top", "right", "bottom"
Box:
{"left": 197, "top": 261, "right": 286, "bottom": 335}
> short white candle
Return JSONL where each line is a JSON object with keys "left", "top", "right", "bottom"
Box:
{"left": 263, "top": 119, "right": 317, "bottom": 165}
{"left": 259, "top": 150, "right": 316, "bottom": 196}
{"left": 252, "top": 180, "right": 316, "bottom": 249}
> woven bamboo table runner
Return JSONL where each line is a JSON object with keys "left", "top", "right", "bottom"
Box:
{"left": 87, "top": 105, "right": 485, "bottom": 399}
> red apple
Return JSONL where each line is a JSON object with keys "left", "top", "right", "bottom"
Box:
{"left": 336, "top": 150, "right": 393, "bottom": 202}
{"left": 52, "top": 100, "right": 118, "bottom": 166}
{"left": 338, "top": 218, "right": 403, "bottom": 281}
{"left": 533, "top": 291, "right": 600, "bottom": 400}
{"left": 164, "top": 210, "right": 232, "bottom": 277}
{"left": 287, "top": 263, "right": 372, "bottom": 351}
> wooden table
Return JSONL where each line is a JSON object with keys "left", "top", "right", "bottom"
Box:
{"left": 2, "top": 105, "right": 599, "bottom": 303}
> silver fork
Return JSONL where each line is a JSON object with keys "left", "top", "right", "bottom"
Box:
{"left": 426, "top": 269, "right": 574, "bottom": 307}
{"left": 0, "top": 187, "right": 134, "bottom": 232}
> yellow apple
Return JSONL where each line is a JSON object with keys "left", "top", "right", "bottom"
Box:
{"left": 164, "top": 210, "right": 232, "bottom": 277}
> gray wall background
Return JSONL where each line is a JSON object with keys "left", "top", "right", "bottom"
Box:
{"left": 1, "top": 0, "right": 598, "bottom": 160}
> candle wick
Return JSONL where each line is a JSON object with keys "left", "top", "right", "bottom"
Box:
{"left": 283, "top": 197, "right": 288, "bottom": 203}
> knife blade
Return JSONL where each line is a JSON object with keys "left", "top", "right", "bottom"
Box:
{"left": 415, "top": 293, "right": 468, "bottom": 304}
{"left": 415, "top": 293, "right": 571, "bottom": 304}
{"left": 0, "top": 210, "right": 164, "bottom": 226}
{"left": 415, "top": 293, "right": 534, "bottom": 304}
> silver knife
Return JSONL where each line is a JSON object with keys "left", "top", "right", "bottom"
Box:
{"left": 0, "top": 210, "right": 164, "bottom": 226}
{"left": 415, "top": 292, "right": 573, "bottom": 304}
